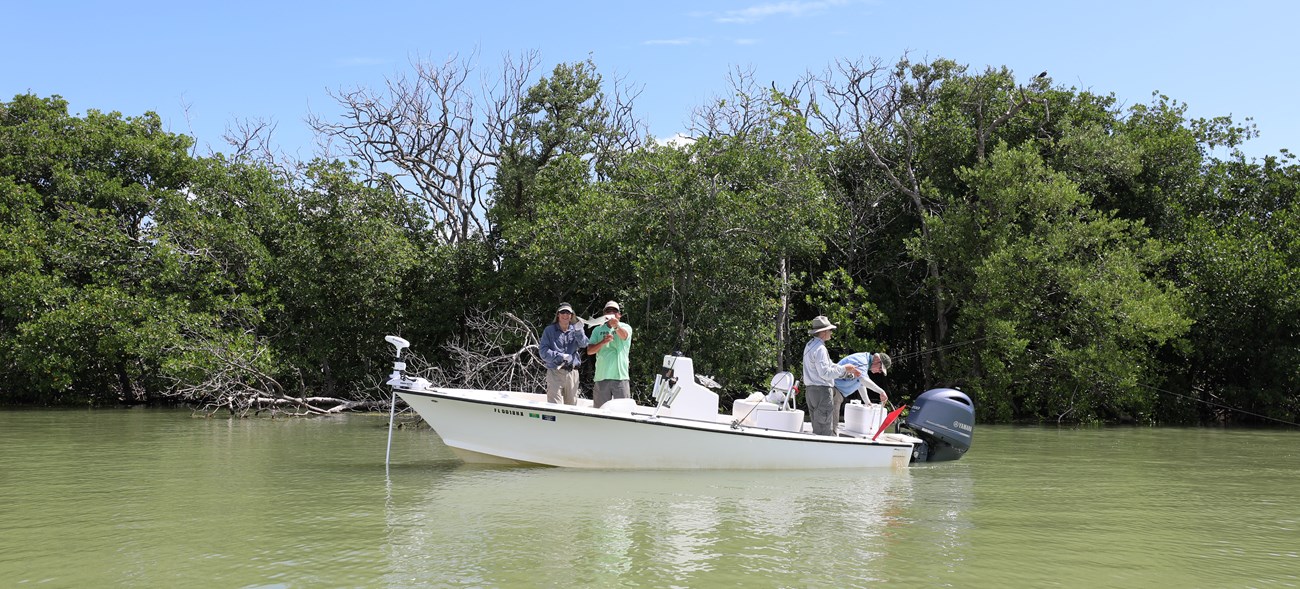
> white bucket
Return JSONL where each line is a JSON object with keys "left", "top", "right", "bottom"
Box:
{"left": 844, "top": 402, "right": 886, "bottom": 435}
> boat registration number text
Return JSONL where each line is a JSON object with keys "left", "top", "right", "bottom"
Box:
{"left": 494, "top": 407, "right": 556, "bottom": 422}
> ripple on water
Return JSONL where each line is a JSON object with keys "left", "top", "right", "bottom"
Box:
{"left": 3, "top": 414, "right": 1298, "bottom": 587}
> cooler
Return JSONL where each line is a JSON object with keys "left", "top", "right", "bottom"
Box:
{"left": 844, "top": 401, "right": 886, "bottom": 435}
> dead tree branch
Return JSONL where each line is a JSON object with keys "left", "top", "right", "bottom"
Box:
{"left": 308, "top": 51, "right": 539, "bottom": 244}
{"left": 163, "top": 330, "right": 367, "bottom": 418}
{"left": 441, "top": 311, "right": 547, "bottom": 392}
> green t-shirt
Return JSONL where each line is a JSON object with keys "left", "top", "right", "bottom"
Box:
{"left": 589, "top": 323, "right": 633, "bottom": 381}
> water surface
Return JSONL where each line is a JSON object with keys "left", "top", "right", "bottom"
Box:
{"left": 1, "top": 410, "right": 1296, "bottom": 587}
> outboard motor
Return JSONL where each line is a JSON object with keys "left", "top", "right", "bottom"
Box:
{"left": 901, "top": 388, "right": 974, "bottom": 462}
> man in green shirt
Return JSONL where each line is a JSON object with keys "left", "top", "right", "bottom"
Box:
{"left": 586, "top": 300, "right": 633, "bottom": 408}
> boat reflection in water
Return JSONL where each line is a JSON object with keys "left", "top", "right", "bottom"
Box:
{"left": 380, "top": 463, "right": 973, "bottom": 586}
{"left": 377, "top": 336, "right": 976, "bottom": 585}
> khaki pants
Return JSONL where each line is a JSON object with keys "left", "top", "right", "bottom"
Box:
{"left": 546, "top": 368, "right": 579, "bottom": 405}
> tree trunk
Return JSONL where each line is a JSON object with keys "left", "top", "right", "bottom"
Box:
{"left": 777, "top": 256, "right": 789, "bottom": 371}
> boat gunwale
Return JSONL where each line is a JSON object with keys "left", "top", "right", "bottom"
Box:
{"left": 395, "top": 385, "right": 914, "bottom": 449}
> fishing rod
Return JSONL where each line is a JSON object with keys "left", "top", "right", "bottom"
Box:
{"left": 889, "top": 335, "right": 994, "bottom": 363}
{"left": 885, "top": 335, "right": 1299, "bottom": 427}
{"left": 1083, "top": 367, "right": 1300, "bottom": 428}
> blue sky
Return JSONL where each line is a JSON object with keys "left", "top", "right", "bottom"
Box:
{"left": 3, "top": 0, "right": 1294, "bottom": 159}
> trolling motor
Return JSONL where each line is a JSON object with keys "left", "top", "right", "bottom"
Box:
{"left": 900, "top": 388, "right": 975, "bottom": 462}
{"left": 384, "top": 335, "right": 411, "bottom": 470}
{"left": 385, "top": 335, "right": 410, "bottom": 385}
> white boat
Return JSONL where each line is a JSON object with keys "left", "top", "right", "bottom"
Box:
{"left": 383, "top": 336, "right": 974, "bottom": 469}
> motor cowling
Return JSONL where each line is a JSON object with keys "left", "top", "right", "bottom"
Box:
{"left": 901, "top": 388, "right": 974, "bottom": 462}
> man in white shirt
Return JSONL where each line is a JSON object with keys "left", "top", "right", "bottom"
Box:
{"left": 801, "top": 316, "right": 861, "bottom": 436}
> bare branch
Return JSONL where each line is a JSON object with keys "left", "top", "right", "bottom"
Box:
{"left": 811, "top": 57, "right": 924, "bottom": 202}
{"left": 593, "top": 67, "right": 649, "bottom": 179}
{"left": 218, "top": 115, "right": 308, "bottom": 186}
{"left": 689, "top": 65, "right": 764, "bottom": 139}
{"left": 163, "top": 330, "right": 359, "bottom": 418}
{"left": 222, "top": 117, "right": 279, "bottom": 162}
{"left": 308, "top": 50, "right": 541, "bottom": 244}
{"left": 438, "top": 311, "right": 547, "bottom": 392}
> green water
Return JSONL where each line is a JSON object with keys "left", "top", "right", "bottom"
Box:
{"left": 1, "top": 409, "right": 1296, "bottom": 588}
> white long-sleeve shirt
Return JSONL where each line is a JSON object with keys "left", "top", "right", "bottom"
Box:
{"left": 802, "top": 337, "right": 850, "bottom": 386}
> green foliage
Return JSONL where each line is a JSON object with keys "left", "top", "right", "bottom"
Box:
{"left": 0, "top": 94, "right": 430, "bottom": 404}
{"left": 491, "top": 59, "right": 624, "bottom": 235}
{"left": 801, "top": 267, "right": 887, "bottom": 354}
{"left": 504, "top": 87, "right": 839, "bottom": 395}
{"left": 488, "top": 58, "right": 640, "bottom": 327}
{"left": 0, "top": 94, "right": 200, "bottom": 403}
{"left": 264, "top": 161, "right": 421, "bottom": 395}
{"left": 1167, "top": 153, "right": 1300, "bottom": 422}
{"left": 171, "top": 157, "right": 423, "bottom": 397}
{"left": 920, "top": 145, "right": 1190, "bottom": 421}
{"left": 620, "top": 98, "right": 837, "bottom": 392}
{"left": 3, "top": 55, "right": 1297, "bottom": 425}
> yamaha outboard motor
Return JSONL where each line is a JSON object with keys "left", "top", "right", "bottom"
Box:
{"left": 901, "top": 388, "right": 974, "bottom": 462}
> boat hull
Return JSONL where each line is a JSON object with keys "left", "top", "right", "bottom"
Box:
{"left": 396, "top": 386, "right": 915, "bottom": 469}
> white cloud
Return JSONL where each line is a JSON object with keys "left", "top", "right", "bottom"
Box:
{"left": 655, "top": 133, "right": 696, "bottom": 148}
{"left": 715, "top": 0, "right": 850, "bottom": 24}
{"left": 733, "top": 38, "right": 760, "bottom": 45}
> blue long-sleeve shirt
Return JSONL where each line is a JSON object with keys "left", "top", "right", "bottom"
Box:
{"left": 835, "top": 352, "right": 887, "bottom": 398}
{"left": 539, "top": 322, "right": 589, "bottom": 370}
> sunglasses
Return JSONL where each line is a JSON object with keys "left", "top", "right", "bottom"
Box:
{"left": 558, "top": 310, "right": 573, "bottom": 315}
{"left": 604, "top": 309, "right": 620, "bottom": 314}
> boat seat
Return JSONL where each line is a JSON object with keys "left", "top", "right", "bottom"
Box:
{"left": 765, "top": 371, "right": 796, "bottom": 407}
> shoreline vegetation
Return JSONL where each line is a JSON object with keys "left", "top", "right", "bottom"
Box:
{"left": 2, "top": 54, "right": 1296, "bottom": 425}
